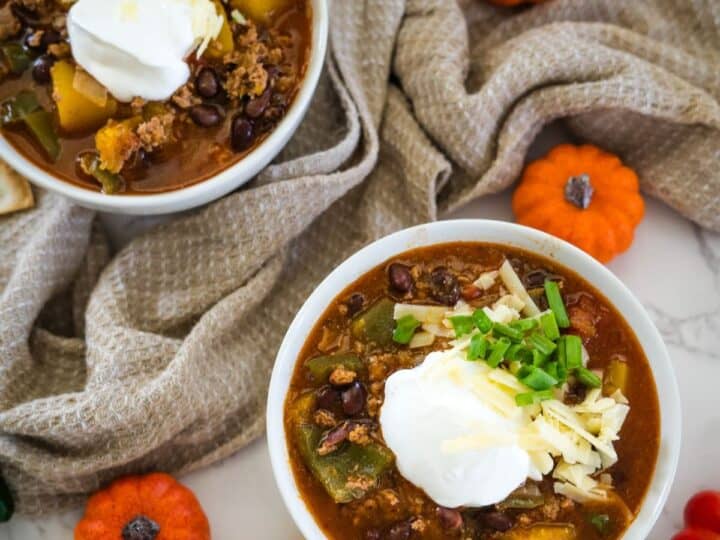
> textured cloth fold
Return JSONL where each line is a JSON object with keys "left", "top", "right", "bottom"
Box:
{"left": 1, "top": 0, "right": 719, "bottom": 514}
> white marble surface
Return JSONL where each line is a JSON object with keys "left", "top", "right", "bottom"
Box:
{"left": 2, "top": 136, "right": 719, "bottom": 539}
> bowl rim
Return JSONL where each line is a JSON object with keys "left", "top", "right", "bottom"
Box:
{"left": 0, "top": 0, "right": 329, "bottom": 215}
{"left": 267, "top": 219, "right": 681, "bottom": 540}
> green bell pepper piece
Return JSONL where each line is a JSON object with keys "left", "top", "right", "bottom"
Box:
{"left": 24, "top": 110, "right": 60, "bottom": 161}
{"left": 1, "top": 91, "right": 61, "bottom": 161}
{"left": 1, "top": 44, "right": 34, "bottom": 75}
{"left": 351, "top": 298, "right": 395, "bottom": 346}
{"left": 79, "top": 153, "right": 125, "bottom": 194}
{"left": 295, "top": 424, "right": 394, "bottom": 503}
{"left": 305, "top": 353, "right": 364, "bottom": 382}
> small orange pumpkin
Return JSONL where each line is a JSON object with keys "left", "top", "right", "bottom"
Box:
{"left": 512, "top": 144, "right": 644, "bottom": 263}
{"left": 74, "top": 473, "right": 210, "bottom": 540}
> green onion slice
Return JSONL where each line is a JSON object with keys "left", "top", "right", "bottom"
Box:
{"left": 540, "top": 311, "right": 560, "bottom": 341}
{"left": 449, "top": 315, "right": 475, "bottom": 338}
{"left": 576, "top": 366, "right": 602, "bottom": 388}
{"left": 515, "top": 389, "right": 554, "bottom": 407}
{"left": 564, "top": 335, "right": 583, "bottom": 370}
{"left": 521, "top": 366, "right": 559, "bottom": 391}
{"left": 528, "top": 332, "right": 557, "bottom": 356}
{"left": 510, "top": 318, "right": 538, "bottom": 332}
{"left": 472, "top": 308, "right": 494, "bottom": 333}
{"left": 532, "top": 348, "right": 549, "bottom": 367}
{"left": 467, "top": 334, "right": 489, "bottom": 361}
{"left": 544, "top": 280, "right": 570, "bottom": 328}
{"left": 392, "top": 314, "right": 421, "bottom": 345}
{"left": 492, "top": 323, "right": 524, "bottom": 342}
{"left": 487, "top": 337, "right": 511, "bottom": 368}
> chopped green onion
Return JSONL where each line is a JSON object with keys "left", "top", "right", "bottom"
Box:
{"left": 528, "top": 332, "right": 557, "bottom": 356}
{"left": 467, "top": 334, "right": 489, "bottom": 361}
{"left": 506, "top": 343, "right": 533, "bottom": 363}
{"left": 556, "top": 336, "right": 567, "bottom": 369}
{"left": 532, "top": 348, "right": 549, "bottom": 367}
{"left": 517, "top": 364, "right": 533, "bottom": 379}
{"left": 540, "top": 311, "right": 560, "bottom": 341}
{"left": 472, "top": 308, "right": 494, "bottom": 333}
{"left": 509, "top": 318, "right": 538, "bottom": 332}
{"left": 487, "top": 337, "right": 511, "bottom": 368}
{"left": 521, "top": 366, "right": 559, "bottom": 391}
{"left": 517, "top": 348, "right": 534, "bottom": 364}
{"left": 449, "top": 315, "right": 475, "bottom": 338}
{"left": 392, "top": 314, "right": 421, "bottom": 344}
{"left": 576, "top": 366, "right": 602, "bottom": 388}
{"left": 515, "top": 389, "right": 554, "bottom": 407}
{"left": 545, "top": 361, "right": 559, "bottom": 380}
{"left": 551, "top": 360, "right": 568, "bottom": 383}
{"left": 588, "top": 513, "right": 611, "bottom": 534}
{"left": 544, "top": 280, "right": 570, "bottom": 328}
{"left": 564, "top": 334, "right": 583, "bottom": 370}
{"left": 493, "top": 323, "right": 524, "bottom": 342}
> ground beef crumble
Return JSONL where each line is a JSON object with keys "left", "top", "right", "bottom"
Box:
{"left": 137, "top": 113, "right": 175, "bottom": 151}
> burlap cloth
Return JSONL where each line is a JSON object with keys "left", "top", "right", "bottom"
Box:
{"left": 1, "top": 0, "right": 719, "bottom": 515}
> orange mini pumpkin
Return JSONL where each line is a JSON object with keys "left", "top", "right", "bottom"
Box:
{"left": 512, "top": 144, "right": 644, "bottom": 263}
{"left": 74, "top": 473, "right": 210, "bottom": 540}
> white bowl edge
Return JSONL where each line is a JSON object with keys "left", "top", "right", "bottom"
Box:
{"left": 267, "top": 219, "right": 681, "bottom": 540}
{"left": 0, "top": 0, "right": 329, "bottom": 215}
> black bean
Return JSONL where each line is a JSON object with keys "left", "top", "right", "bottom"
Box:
{"left": 316, "top": 386, "right": 340, "bottom": 410}
{"left": 320, "top": 422, "right": 350, "bottom": 449}
{"left": 196, "top": 67, "right": 219, "bottom": 99}
{"left": 430, "top": 267, "right": 460, "bottom": 305}
{"left": 341, "top": 382, "right": 366, "bottom": 416}
{"left": 231, "top": 116, "right": 254, "bottom": 152}
{"left": 480, "top": 511, "right": 512, "bottom": 531}
{"left": 437, "top": 507, "right": 463, "bottom": 530}
{"left": 386, "top": 521, "right": 411, "bottom": 540}
{"left": 31, "top": 55, "right": 55, "bottom": 85}
{"left": 345, "top": 293, "right": 365, "bottom": 317}
{"left": 189, "top": 104, "right": 222, "bottom": 127}
{"left": 245, "top": 88, "right": 271, "bottom": 119}
{"left": 388, "top": 263, "right": 413, "bottom": 293}
{"left": 41, "top": 29, "right": 61, "bottom": 49}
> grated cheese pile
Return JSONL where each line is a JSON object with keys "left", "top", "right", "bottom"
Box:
{"left": 389, "top": 264, "right": 630, "bottom": 503}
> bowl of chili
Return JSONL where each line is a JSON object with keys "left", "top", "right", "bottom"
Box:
{"left": 267, "top": 219, "right": 681, "bottom": 540}
{"left": 0, "top": 0, "right": 328, "bottom": 214}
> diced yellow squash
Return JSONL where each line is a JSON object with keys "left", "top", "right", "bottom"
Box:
{"left": 51, "top": 61, "right": 117, "bottom": 134}
{"left": 205, "top": 0, "right": 235, "bottom": 59}
{"left": 230, "top": 0, "right": 290, "bottom": 24}
{"left": 502, "top": 524, "right": 577, "bottom": 540}
{"left": 603, "top": 357, "right": 629, "bottom": 396}
{"left": 95, "top": 117, "right": 142, "bottom": 174}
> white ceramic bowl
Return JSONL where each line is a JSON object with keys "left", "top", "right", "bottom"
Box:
{"left": 0, "top": 0, "right": 328, "bottom": 215}
{"left": 267, "top": 219, "right": 681, "bottom": 540}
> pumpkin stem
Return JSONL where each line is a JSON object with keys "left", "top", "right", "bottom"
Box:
{"left": 122, "top": 515, "right": 160, "bottom": 540}
{"left": 564, "top": 173, "right": 594, "bottom": 209}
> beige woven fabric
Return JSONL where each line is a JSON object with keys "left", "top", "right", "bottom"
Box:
{"left": 1, "top": 0, "right": 718, "bottom": 514}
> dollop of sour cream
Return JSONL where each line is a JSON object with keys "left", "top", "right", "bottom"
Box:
{"left": 67, "top": 0, "right": 223, "bottom": 102}
{"left": 380, "top": 349, "right": 543, "bottom": 509}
